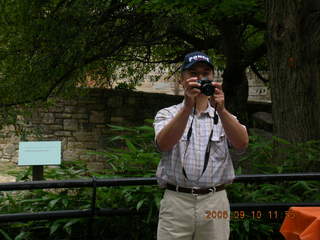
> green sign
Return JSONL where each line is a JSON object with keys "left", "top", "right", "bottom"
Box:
{"left": 18, "top": 141, "right": 61, "bottom": 166}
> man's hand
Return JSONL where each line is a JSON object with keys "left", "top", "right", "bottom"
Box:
{"left": 182, "top": 77, "right": 201, "bottom": 109}
{"left": 209, "top": 82, "right": 249, "bottom": 150}
{"left": 210, "top": 82, "right": 225, "bottom": 112}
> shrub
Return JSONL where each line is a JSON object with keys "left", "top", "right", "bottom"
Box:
{"left": 0, "top": 121, "right": 319, "bottom": 239}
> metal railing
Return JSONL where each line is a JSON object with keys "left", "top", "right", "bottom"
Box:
{"left": 0, "top": 173, "right": 319, "bottom": 223}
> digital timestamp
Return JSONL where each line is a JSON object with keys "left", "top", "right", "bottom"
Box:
{"left": 204, "top": 210, "right": 297, "bottom": 221}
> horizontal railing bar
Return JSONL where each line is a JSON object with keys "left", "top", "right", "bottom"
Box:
{"left": 0, "top": 208, "right": 140, "bottom": 223}
{"left": 234, "top": 172, "right": 320, "bottom": 182}
{"left": 0, "top": 210, "right": 92, "bottom": 222}
{"left": 0, "top": 179, "right": 93, "bottom": 191}
{"left": 0, "top": 173, "right": 319, "bottom": 191}
{"left": 1, "top": 203, "right": 319, "bottom": 223}
{"left": 231, "top": 202, "right": 320, "bottom": 210}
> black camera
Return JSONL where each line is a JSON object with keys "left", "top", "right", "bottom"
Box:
{"left": 195, "top": 77, "right": 215, "bottom": 96}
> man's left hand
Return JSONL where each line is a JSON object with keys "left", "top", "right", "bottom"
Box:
{"left": 210, "top": 82, "right": 225, "bottom": 113}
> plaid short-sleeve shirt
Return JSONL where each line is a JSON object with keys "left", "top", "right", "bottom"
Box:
{"left": 154, "top": 101, "right": 239, "bottom": 188}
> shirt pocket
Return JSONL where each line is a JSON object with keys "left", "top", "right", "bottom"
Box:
{"left": 210, "top": 131, "right": 227, "bottom": 161}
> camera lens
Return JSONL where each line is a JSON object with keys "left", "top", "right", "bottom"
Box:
{"left": 202, "top": 83, "right": 215, "bottom": 96}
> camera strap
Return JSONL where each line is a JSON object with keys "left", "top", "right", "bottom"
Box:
{"left": 181, "top": 103, "right": 215, "bottom": 182}
{"left": 182, "top": 129, "right": 213, "bottom": 182}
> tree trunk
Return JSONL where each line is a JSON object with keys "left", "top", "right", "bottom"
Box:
{"left": 218, "top": 22, "right": 249, "bottom": 124}
{"left": 223, "top": 66, "right": 249, "bottom": 124}
{"left": 266, "top": 0, "right": 320, "bottom": 142}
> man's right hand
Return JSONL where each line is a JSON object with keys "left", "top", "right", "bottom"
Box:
{"left": 182, "top": 77, "right": 201, "bottom": 109}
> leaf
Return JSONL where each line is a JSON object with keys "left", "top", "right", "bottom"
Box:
{"left": 49, "top": 221, "right": 60, "bottom": 235}
{"left": 136, "top": 199, "right": 145, "bottom": 211}
{"left": 272, "top": 136, "right": 290, "bottom": 145}
{"left": 63, "top": 219, "right": 80, "bottom": 235}
{"left": 243, "top": 219, "right": 250, "bottom": 233}
{"left": 0, "top": 229, "right": 12, "bottom": 240}
{"left": 125, "top": 139, "right": 137, "bottom": 152}
{"left": 62, "top": 198, "right": 69, "bottom": 208}
{"left": 14, "top": 232, "right": 29, "bottom": 240}
{"left": 49, "top": 198, "right": 61, "bottom": 209}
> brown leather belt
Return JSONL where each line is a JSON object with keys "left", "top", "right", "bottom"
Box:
{"left": 166, "top": 183, "right": 225, "bottom": 195}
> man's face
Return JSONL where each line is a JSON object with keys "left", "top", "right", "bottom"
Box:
{"left": 181, "top": 62, "right": 214, "bottom": 83}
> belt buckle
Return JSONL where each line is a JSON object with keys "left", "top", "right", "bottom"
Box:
{"left": 209, "top": 186, "right": 216, "bottom": 194}
{"left": 191, "top": 187, "right": 199, "bottom": 197}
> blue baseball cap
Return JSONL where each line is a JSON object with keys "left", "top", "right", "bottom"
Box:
{"left": 181, "top": 51, "right": 214, "bottom": 71}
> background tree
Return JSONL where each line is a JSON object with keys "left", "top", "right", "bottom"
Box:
{"left": 127, "top": 0, "right": 268, "bottom": 122}
{"left": 0, "top": 0, "right": 268, "bottom": 125}
{"left": 266, "top": 0, "right": 320, "bottom": 142}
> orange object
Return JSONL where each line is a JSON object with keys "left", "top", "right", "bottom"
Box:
{"left": 280, "top": 207, "right": 320, "bottom": 240}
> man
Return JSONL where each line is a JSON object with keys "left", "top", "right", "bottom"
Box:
{"left": 153, "top": 51, "right": 248, "bottom": 240}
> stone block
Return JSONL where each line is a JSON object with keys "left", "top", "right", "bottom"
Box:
{"left": 128, "top": 96, "right": 136, "bottom": 105}
{"left": 67, "top": 141, "right": 96, "bottom": 150}
{"left": 64, "top": 106, "right": 78, "bottom": 113}
{"left": 107, "top": 96, "right": 123, "bottom": 108}
{"left": 54, "top": 131, "right": 72, "bottom": 137}
{"left": 96, "top": 124, "right": 106, "bottom": 128}
{"left": 77, "top": 107, "right": 88, "bottom": 113}
{"left": 2, "top": 125, "right": 15, "bottom": 132}
{"left": 72, "top": 114, "right": 88, "bottom": 119}
{"left": 55, "top": 119, "right": 63, "bottom": 124}
{"left": 49, "top": 125, "right": 63, "bottom": 131}
{"left": 61, "top": 138, "right": 68, "bottom": 150}
{"left": 63, "top": 150, "right": 78, "bottom": 161}
{"left": 79, "top": 122, "right": 93, "bottom": 131}
{"left": 73, "top": 132, "right": 98, "bottom": 142}
{"left": 64, "top": 119, "right": 78, "bottom": 131}
{"left": 42, "top": 113, "right": 55, "bottom": 124}
{"left": 65, "top": 100, "right": 78, "bottom": 106}
{"left": 55, "top": 113, "right": 72, "bottom": 119}
{"left": 0, "top": 175, "right": 15, "bottom": 182}
{"left": 83, "top": 142, "right": 97, "bottom": 149}
{"left": 67, "top": 142, "right": 84, "bottom": 149}
{"left": 90, "top": 111, "right": 105, "bottom": 123}
{"left": 4, "top": 144, "right": 17, "bottom": 156}
{"left": 79, "top": 154, "right": 93, "bottom": 161}
{"left": 110, "top": 117, "right": 124, "bottom": 123}
{"left": 48, "top": 107, "right": 64, "bottom": 113}
{"left": 87, "top": 161, "right": 106, "bottom": 172}
{"left": 40, "top": 128, "right": 54, "bottom": 135}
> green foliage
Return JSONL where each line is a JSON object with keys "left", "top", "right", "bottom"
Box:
{"left": 0, "top": 0, "right": 267, "bottom": 109}
{"left": 238, "top": 135, "right": 320, "bottom": 173}
{"left": 89, "top": 119, "right": 160, "bottom": 177}
{"left": 227, "top": 135, "right": 320, "bottom": 239}
{"left": 0, "top": 0, "right": 160, "bottom": 106}
{"left": 1, "top": 121, "right": 319, "bottom": 239}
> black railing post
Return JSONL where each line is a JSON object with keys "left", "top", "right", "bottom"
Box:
{"left": 88, "top": 176, "right": 97, "bottom": 240}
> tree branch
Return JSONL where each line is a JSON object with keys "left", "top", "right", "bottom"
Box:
{"left": 250, "top": 64, "right": 268, "bottom": 83}
{"left": 242, "top": 42, "right": 267, "bottom": 68}
{"left": 168, "top": 24, "right": 222, "bottom": 51}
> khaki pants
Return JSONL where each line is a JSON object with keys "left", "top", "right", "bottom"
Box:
{"left": 157, "top": 189, "right": 230, "bottom": 240}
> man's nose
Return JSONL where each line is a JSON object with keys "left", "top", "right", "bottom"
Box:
{"left": 197, "top": 73, "right": 205, "bottom": 79}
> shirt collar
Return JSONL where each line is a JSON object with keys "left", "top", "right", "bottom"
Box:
{"left": 179, "top": 100, "right": 215, "bottom": 118}
{"left": 205, "top": 101, "right": 215, "bottom": 118}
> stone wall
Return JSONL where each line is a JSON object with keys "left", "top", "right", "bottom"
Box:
{"left": 0, "top": 88, "right": 270, "bottom": 168}
{"left": 0, "top": 89, "right": 183, "bottom": 168}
